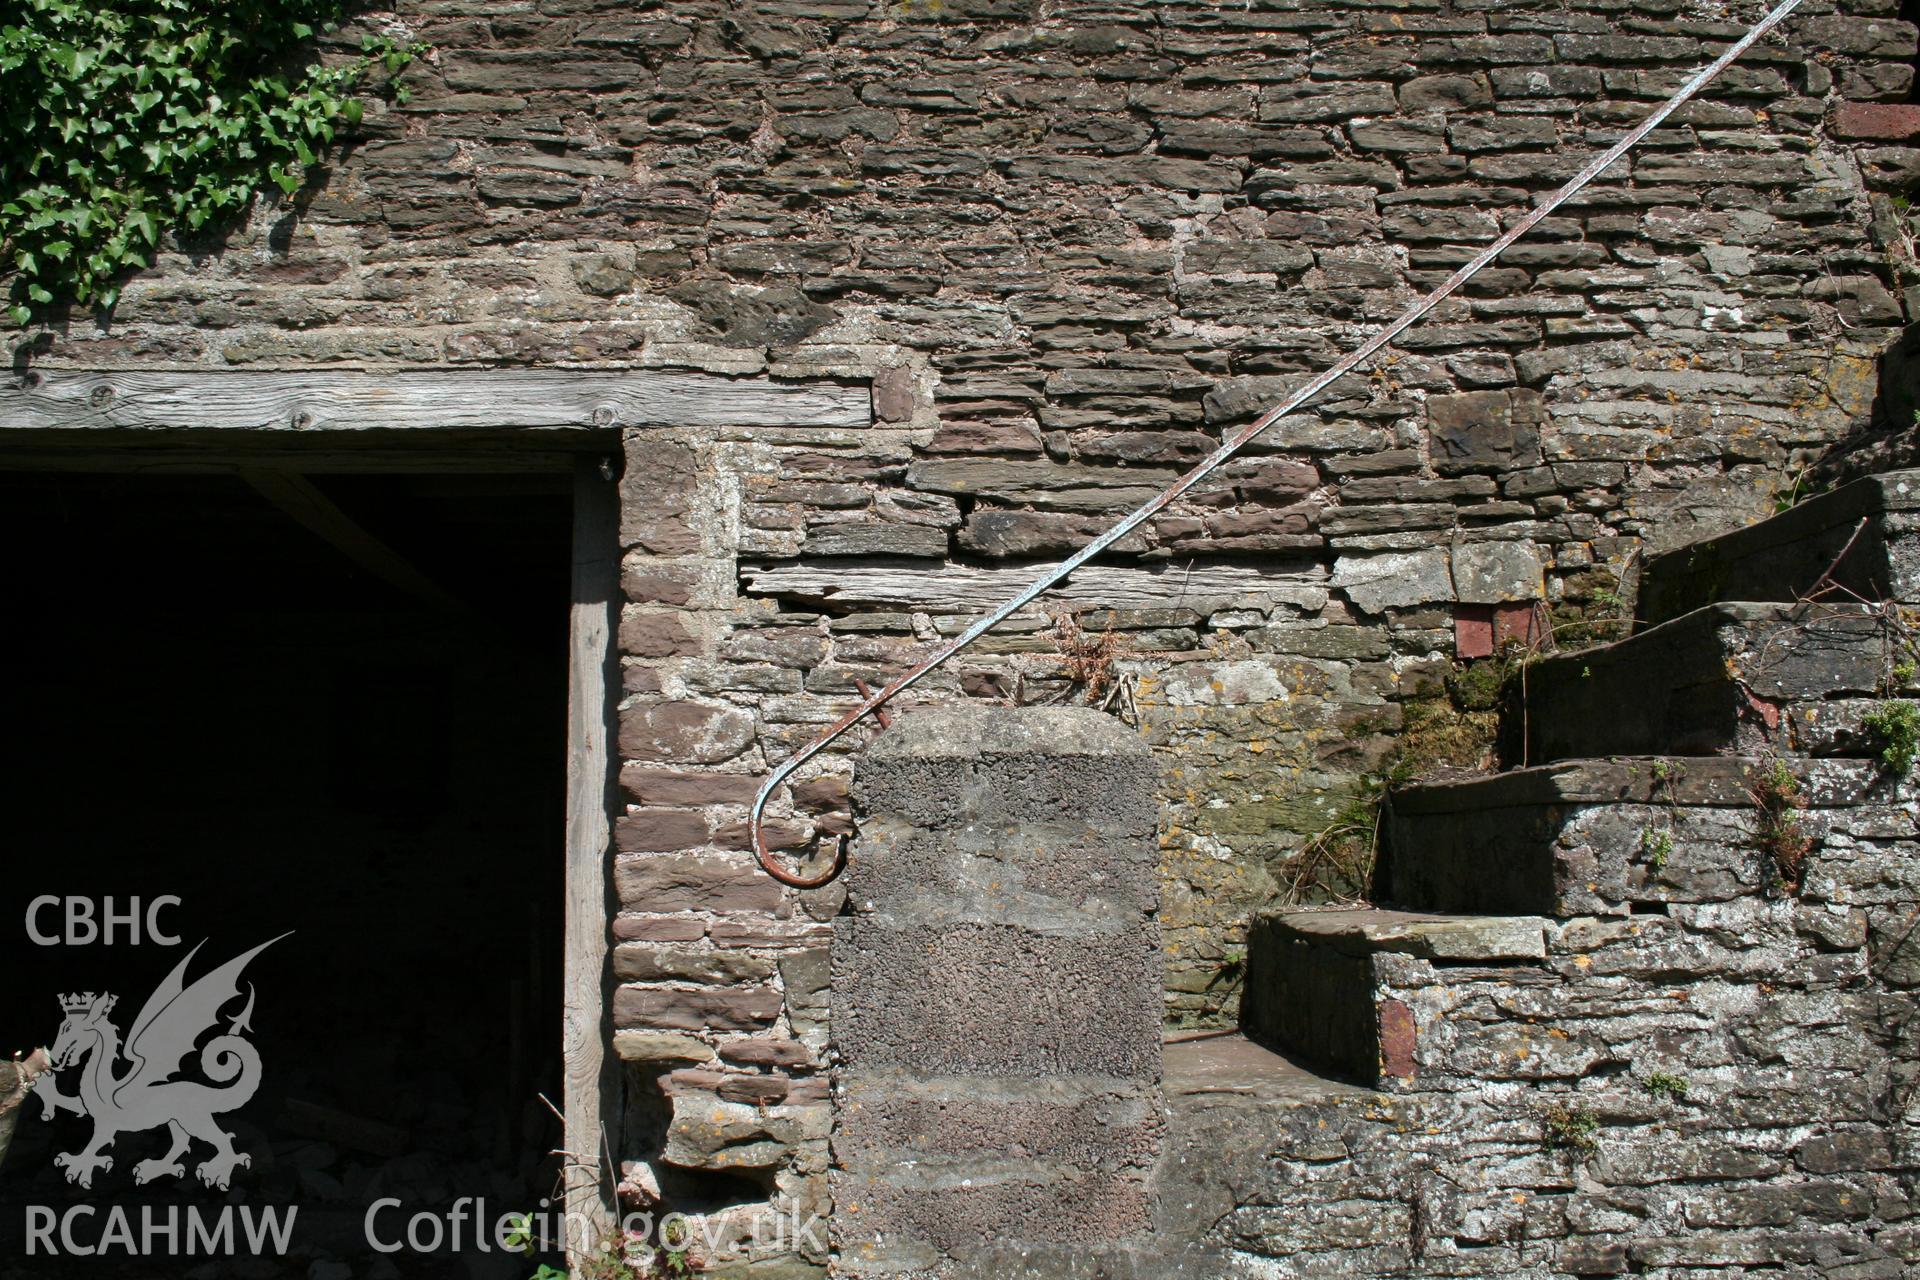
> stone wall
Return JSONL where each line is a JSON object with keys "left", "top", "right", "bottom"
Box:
{"left": 13, "top": 0, "right": 1920, "bottom": 1271}
{"left": 29, "top": 0, "right": 1916, "bottom": 1026}
{"left": 1193, "top": 758, "right": 1920, "bottom": 1277}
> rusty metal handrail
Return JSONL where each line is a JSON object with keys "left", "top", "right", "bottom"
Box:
{"left": 751, "top": 0, "right": 1807, "bottom": 888}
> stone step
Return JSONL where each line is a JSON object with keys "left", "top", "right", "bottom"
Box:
{"left": 1244, "top": 850, "right": 1914, "bottom": 1099}
{"left": 1638, "top": 468, "right": 1918, "bottom": 626}
{"left": 1146, "top": 1035, "right": 1381, "bottom": 1275}
{"left": 1516, "top": 601, "right": 1897, "bottom": 764}
{"left": 1379, "top": 756, "right": 1915, "bottom": 919}
{"left": 1242, "top": 908, "right": 1549, "bottom": 1089}
{"left": 838, "top": 1037, "right": 1397, "bottom": 1279}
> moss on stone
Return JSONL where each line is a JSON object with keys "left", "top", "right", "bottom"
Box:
{"left": 1445, "top": 656, "right": 1512, "bottom": 713}
{"left": 1400, "top": 694, "right": 1500, "bottom": 774}
{"left": 1551, "top": 567, "right": 1633, "bottom": 648}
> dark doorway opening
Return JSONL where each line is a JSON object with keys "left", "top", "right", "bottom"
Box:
{"left": 0, "top": 468, "right": 574, "bottom": 1278}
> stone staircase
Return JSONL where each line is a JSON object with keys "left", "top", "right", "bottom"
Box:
{"left": 1204, "top": 470, "right": 1920, "bottom": 1275}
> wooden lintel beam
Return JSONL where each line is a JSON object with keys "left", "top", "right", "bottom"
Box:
{"left": 0, "top": 368, "right": 872, "bottom": 433}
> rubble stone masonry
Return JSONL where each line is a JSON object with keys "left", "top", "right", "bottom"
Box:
{"left": 16, "top": 0, "right": 1920, "bottom": 1271}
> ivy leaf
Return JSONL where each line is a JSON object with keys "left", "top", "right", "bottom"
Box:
{"left": 0, "top": 5, "right": 420, "bottom": 326}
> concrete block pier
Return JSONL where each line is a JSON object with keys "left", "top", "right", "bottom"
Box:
{"left": 832, "top": 707, "right": 1164, "bottom": 1277}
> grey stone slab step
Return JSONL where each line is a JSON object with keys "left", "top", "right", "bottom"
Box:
{"left": 1254, "top": 907, "right": 1549, "bottom": 960}
{"left": 1638, "top": 468, "right": 1919, "bottom": 626}
{"left": 1242, "top": 908, "right": 1549, "bottom": 1089}
{"left": 862, "top": 1039, "right": 1384, "bottom": 1280}
{"left": 1162, "top": 1031, "right": 1377, "bottom": 1105}
{"left": 1380, "top": 756, "right": 1917, "bottom": 918}
{"left": 1133, "top": 1035, "right": 1382, "bottom": 1276}
{"left": 1516, "top": 601, "right": 1897, "bottom": 764}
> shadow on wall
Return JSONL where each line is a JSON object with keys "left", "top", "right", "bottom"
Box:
{"left": 1814, "top": 317, "right": 1920, "bottom": 484}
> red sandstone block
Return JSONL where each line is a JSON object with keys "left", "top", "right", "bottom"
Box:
{"left": 711, "top": 815, "right": 810, "bottom": 851}
{"left": 789, "top": 773, "right": 850, "bottom": 810}
{"left": 622, "top": 765, "right": 761, "bottom": 806}
{"left": 1493, "top": 600, "right": 1542, "bottom": 650}
{"left": 786, "top": 1077, "right": 830, "bottom": 1103}
{"left": 1456, "top": 604, "right": 1496, "bottom": 659}
{"left": 615, "top": 807, "right": 711, "bottom": 853}
{"left": 612, "top": 913, "right": 708, "bottom": 943}
{"left": 1456, "top": 601, "right": 1540, "bottom": 659}
{"left": 871, "top": 365, "right": 916, "bottom": 422}
{"left": 619, "top": 700, "right": 755, "bottom": 764}
{"left": 620, "top": 559, "right": 699, "bottom": 606}
{"left": 619, "top": 607, "right": 701, "bottom": 658}
{"left": 659, "top": 1067, "right": 729, "bottom": 1096}
{"left": 1831, "top": 101, "right": 1920, "bottom": 142}
{"left": 620, "top": 505, "right": 701, "bottom": 556}
{"left": 719, "top": 1037, "right": 815, "bottom": 1069}
{"left": 709, "top": 919, "right": 832, "bottom": 949}
{"left": 614, "top": 983, "right": 782, "bottom": 1033}
{"left": 1378, "top": 998, "right": 1418, "bottom": 1082}
{"left": 613, "top": 852, "right": 785, "bottom": 913}
{"left": 718, "top": 1073, "right": 791, "bottom": 1105}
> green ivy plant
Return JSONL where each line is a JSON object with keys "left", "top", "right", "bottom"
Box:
{"left": 0, "top": 0, "right": 420, "bottom": 325}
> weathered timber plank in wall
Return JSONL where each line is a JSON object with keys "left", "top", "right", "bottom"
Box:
{"left": 741, "top": 560, "right": 1330, "bottom": 614}
{"left": 0, "top": 369, "right": 872, "bottom": 432}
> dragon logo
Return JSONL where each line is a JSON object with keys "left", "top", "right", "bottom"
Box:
{"left": 32, "top": 935, "right": 287, "bottom": 1191}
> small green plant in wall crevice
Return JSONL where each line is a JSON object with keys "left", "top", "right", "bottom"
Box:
{"left": 1641, "top": 826, "right": 1675, "bottom": 875}
{"left": 1638, "top": 757, "right": 1683, "bottom": 880}
{"left": 1862, "top": 699, "right": 1918, "bottom": 778}
{"left": 1749, "top": 758, "right": 1813, "bottom": 896}
{"left": 0, "top": 0, "right": 422, "bottom": 325}
{"left": 1644, "top": 1071, "right": 1690, "bottom": 1101}
{"left": 1541, "top": 1103, "right": 1601, "bottom": 1155}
